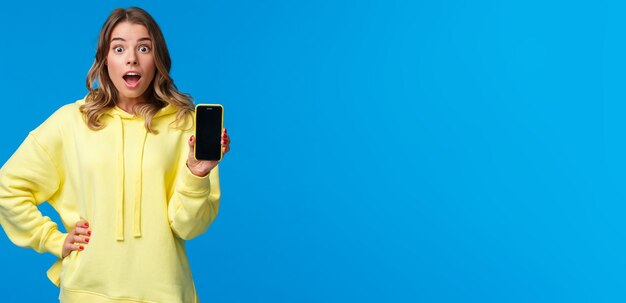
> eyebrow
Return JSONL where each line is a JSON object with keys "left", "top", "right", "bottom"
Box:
{"left": 110, "top": 37, "right": 152, "bottom": 42}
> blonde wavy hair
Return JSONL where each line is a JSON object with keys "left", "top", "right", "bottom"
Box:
{"left": 80, "top": 7, "right": 193, "bottom": 133}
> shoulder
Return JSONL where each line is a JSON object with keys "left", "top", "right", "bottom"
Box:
{"left": 156, "top": 105, "right": 195, "bottom": 134}
{"left": 30, "top": 98, "right": 86, "bottom": 142}
{"left": 35, "top": 99, "right": 84, "bottom": 127}
{"left": 50, "top": 99, "right": 84, "bottom": 119}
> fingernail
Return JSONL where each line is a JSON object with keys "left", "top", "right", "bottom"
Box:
{"left": 88, "top": 231, "right": 92, "bottom": 236}
{"left": 85, "top": 222, "right": 89, "bottom": 227}
{"left": 85, "top": 238, "right": 90, "bottom": 243}
{"left": 79, "top": 246, "right": 84, "bottom": 250}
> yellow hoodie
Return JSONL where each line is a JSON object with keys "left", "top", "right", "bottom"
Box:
{"left": 0, "top": 99, "right": 220, "bottom": 302}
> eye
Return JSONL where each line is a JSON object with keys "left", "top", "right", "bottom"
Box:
{"left": 113, "top": 46, "right": 124, "bottom": 53}
{"left": 138, "top": 45, "right": 151, "bottom": 54}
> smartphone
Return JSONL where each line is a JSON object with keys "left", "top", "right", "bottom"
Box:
{"left": 195, "top": 104, "right": 224, "bottom": 161}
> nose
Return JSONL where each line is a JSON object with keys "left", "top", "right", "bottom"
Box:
{"left": 126, "top": 51, "right": 138, "bottom": 66}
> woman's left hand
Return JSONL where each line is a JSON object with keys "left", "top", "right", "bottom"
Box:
{"left": 187, "top": 128, "right": 230, "bottom": 177}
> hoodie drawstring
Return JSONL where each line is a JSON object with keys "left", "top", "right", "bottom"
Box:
{"left": 114, "top": 115, "right": 125, "bottom": 241}
{"left": 114, "top": 115, "right": 147, "bottom": 241}
{"left": 133, "top": 128, "right": 147, "bottom": 238}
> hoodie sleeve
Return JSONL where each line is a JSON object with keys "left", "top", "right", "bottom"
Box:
{"left": 167, "top": 163, "right": 221, "bottom": 240}
{"left": 0, "top": 133, "right": 66, "bottom": 258}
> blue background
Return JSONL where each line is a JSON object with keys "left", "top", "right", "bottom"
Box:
{"left": 0, "top": 1, "right": 620, "bottom": 302}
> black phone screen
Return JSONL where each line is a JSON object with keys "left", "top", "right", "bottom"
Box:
{"left": 195, "top": 105, "right": 223, "bottom": 160}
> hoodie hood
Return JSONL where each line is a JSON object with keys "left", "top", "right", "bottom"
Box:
{"left": 105, "top": 103, "right": 179, "bottom": 119}
{"left": 105, "top": 103, "right": 178, "bottom": 241}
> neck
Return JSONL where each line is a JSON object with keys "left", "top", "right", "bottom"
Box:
{"left": 116, "top": 96, "right": 145, "bottom": 114}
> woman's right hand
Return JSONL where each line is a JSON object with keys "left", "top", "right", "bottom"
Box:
{"left": 62, "top": 220, "right": 91, "bottom": 258}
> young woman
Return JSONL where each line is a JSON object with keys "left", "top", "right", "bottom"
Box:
{"left": 0, "top": 7, "right": 229, "bottom": 302}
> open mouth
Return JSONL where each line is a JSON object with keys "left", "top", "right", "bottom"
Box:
{"left": 123, "top": 72, "right": 142, "bottom": 88}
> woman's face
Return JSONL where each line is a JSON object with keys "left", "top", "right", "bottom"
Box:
{"left": 106, "top": 21, "right": 156, "bottom": 103}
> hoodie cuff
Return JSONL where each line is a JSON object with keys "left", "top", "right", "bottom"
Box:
{"left": 44, "top": 229, "right": 67, "bottom": 258}
{"left": 178, "top": 164, "right": 212, "bottom": 196}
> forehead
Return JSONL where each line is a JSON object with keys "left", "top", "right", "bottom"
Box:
{"left": 110, "top": 22, "right": 150, "bottom": 40}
